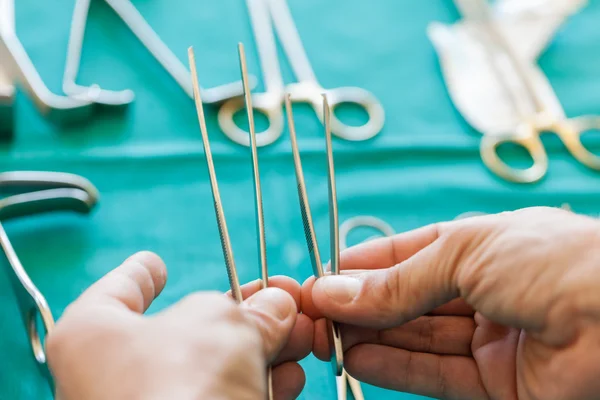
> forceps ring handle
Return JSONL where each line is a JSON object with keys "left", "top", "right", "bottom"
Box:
{"left": 320, "top": 87, "right": 385, "bottom": 142}
{"left": 339, "top": 216, "right": 395, "bottom": 251}
{"left": 558, "top": 116, "right": 600, "bottom": 171}
{"left": 480, "top": 126, "right": 548, "bottom": 184}
{"left": 218, "top": 94, "right": 283, "bottom": 147}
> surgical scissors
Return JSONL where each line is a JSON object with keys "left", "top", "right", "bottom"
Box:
{"left": 64, "top": 0, "right": 254, "bottom": 107}
{"left": 0, "top": 0, "right": 93, "bottom": 125}
{"left": 0, "top": 171, "right": 99, "bottom": 393}
{"left": 189, "top": 43, "right": 274, "bottom": 399}
{"left": 218, "top": 0, "right": 385, "bottom": 147}
{"left": 286, "top": 94, "right": 363, "bottom": 400}
{"left": 457, "top": 0, "right": 600, "bottom": 183}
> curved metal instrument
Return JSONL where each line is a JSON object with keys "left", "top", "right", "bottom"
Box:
{"left": 218, "top": 0, "right": 385, "bottom": 147}
{"left": 0, "top": 171, "right": 98, "bottom": 392}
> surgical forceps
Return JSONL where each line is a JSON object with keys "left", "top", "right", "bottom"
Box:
{"left": 218, "top": 0, "right": 385, "bottom": 147}
{"left": 456, "top": 0, "right": 600, "bottom": 183}
{"left": 340, "top": 216, "right": 395, "bottom": 252}
{"left": 0, "top": 171, "right": 99, "bottom": 393}
{"left": 286, "top": 94, "right": 363, "bottom": 400}
{"left": 63, "top": 0, "right": 254, "bottom": 107}
{"left": 0, "top": 0, "right": 93, "bottom": 125}
{"left": 0, "top": 62, "right": 14, "bottom": 139}
{"left": 189, "top": 44, "right": 274, "bottom": 399}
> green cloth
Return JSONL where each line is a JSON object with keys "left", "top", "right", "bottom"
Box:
{"left": 2, "top": 1, "right": 600, "bottom": 399}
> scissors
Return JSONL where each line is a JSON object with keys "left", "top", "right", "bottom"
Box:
{"left": 455, "top": 0, "right": 600, "bottom": 183}
{"left": 63, "top": 0, "right": 253, "bottom": 108}
{"left": 218, "top": 0, "right": 385, "bottom": 147}
{"left": 286, "top": 93, "right": 365, "bottom": 400}
{"left": 0, "top": 0, "right": 93, "bottom": 125}
{"left": 0, "top": 171, "right": 99, "bottom": 394}
{"left": 190, "top": 43, "right": 276, "bottom": 399}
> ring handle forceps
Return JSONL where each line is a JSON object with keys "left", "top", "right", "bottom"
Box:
{"left": 0, "top": 0, "right": 93, "bottom": 125}
{"left": 0, "top": 171, "right": 99, "bottom": 394}
{"left": 0, "top": 60, "right": 14, "bottom": 139}
{"left": 456, "top": 0, "right": 600, "bottom": 183}
{"left": 189, "top": 43, "right": 276, "bottom": 399}
{"left": 286, "top": 94, "right": 364, "bottom": 400}
{"left": 63, "top": 0, "right": 257, "bottom": 107}
{"left": 218, "top": 0, "right": 385, "bottom": 147}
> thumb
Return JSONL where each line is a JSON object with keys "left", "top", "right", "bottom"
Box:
{"left": 312, "top": 224, "right": 462, "bottom": 329}
{"left": 242, "top": 288, "right": 297, "bottom": 363}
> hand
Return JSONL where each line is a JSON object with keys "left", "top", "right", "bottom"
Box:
{"left": 302, "top": 207, "right": 600, "bottom": 400}
{"left": 47, "top": 252, "right": 313, "bottom": 400}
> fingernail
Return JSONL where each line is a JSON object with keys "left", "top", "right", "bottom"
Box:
{"left": 245, "top": 288, "right": 294, "bottom": 321}
{"left": 315, "top": 276, "right": 362, "bottom": 304}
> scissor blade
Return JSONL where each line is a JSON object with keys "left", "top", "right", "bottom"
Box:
{"left": 322, "top": 94, "right": 340, "bottom": 276}
{"left": 239, "top": 42, "right": 269, "bottom": 289}
{"left": 189, "top": 47, "right": 242, "bottom": 303}
{"left": 285, "top": 94, "right": 324, "bottom": 278}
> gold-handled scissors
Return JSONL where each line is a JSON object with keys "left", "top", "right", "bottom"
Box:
{"left": 189, "top": 43, "right": 274, "bottom": 399}
{"left": 286, "top": 94, "right": 364, "bottom": 400}
{"left": 456, "top": 0, "right": 600, "bottom": 184}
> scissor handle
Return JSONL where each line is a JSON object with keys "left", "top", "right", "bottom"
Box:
{"left": 480, "top": 125, "right": 548, "bottom": 184}
{"left": 555, "top": 116, "right": 600, "bottom": 171}
{"left": 287, "top": 82, "right": 385, "bottom": 141}
{"left": 218, "top": 93, "right": 283, "bottom": 147}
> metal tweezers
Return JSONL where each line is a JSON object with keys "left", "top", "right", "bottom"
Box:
{"left": 0, "top": 0, "right": 93, "bottom": 126}
{"left": 0, "top": 171, "right": 99, "bottom": 394}
{"left": 285, "top": 95, "right": 364, "bottom": 400}
{"left": 189, "top": 43, "right": 273, "bottom": 398}
{"left": 63, "top": 0, "right": 256, "bottom": 107}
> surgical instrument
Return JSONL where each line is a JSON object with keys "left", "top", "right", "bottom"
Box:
{"left": 340, "top": 216, "right": 395, "bottom": 252}
{"left": 64, "top": 0, "right": 255, "bottom": 107}
{"left": 0, "top": 171, "right": 99, "bottom": 394}
{"left": 218, "top": 0, "right": 385, "bottom": 147}
{"left": 447, "top": 0, "right": 600, "bottom": 183}
{"left": 189, "top": 44, "right": 273, "bottom": 398}
{"left": 0, "top": 62, "right": 14, "bottom": 139}
{"left": 0, "top": 0, "right": 93, "bottom": 125}
{"left": 286, "top": 94, "right": 357, "bottom": 399}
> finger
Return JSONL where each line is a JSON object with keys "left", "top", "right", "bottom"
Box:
{"left": 345, "top": 344, "right": 489, "bottom": 400}
{"left": 272, "top": 362, "right": 305, "bottom": 400}
{"left": 273, "top": 314, "right": 313, "bottom": 365}
{"left": 312, "top": 222, "right": 471, "bottom": 328}
{"left": 312, "top": 316, "right": 474, "bottom": 359}
{"left": 312, "top": 318, "right": 330, "bottom": 361}
{"left": 429, "top": 298, "right": 475, "bottom": 317}
{"left": 77, "top": 251, "right": 167, "bottom": 314}
{"left": 228, "top": 276, "right": 302, "bottom": 309}
{"left": 242, "top": 288, "right": 298, "bottom": 363}
{"left": 338, "top": 224, "right": 441, "bottom": 271}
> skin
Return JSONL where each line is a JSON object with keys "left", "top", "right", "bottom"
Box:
{"left": 303, "top": 207, "right": 600, "bottom": 400}
{"left": 47, "top": 251, "right": 313, "bottom": 400}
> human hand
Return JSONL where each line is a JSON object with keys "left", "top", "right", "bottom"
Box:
{"left": 303, "top": 207, "right": 600, "bottom": 400}
{"left": 47, "top": 252, "right": 312, "bottom": 400}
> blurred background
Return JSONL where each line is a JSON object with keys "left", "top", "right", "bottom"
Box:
{"left": 1, "top": 0, "right": 599, "bottom": 399}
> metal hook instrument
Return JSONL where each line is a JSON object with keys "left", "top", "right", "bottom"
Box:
{"left": 0, "top": 171, "right": 99, "bottom": 394}
{"left": 189, "top": 43, "right": 274, "bottom": 399}
{"left": 64, "top": 0, "right": 257, "bottom": 107}
{"left": 0, "top": 0, "right": 93, "bottom": 125}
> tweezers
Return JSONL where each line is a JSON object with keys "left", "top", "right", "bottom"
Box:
{"left": 0, "top": 171, "right": 99, "bottom": 394}
{"left": 189, "top": 43, "right": 273, "bottom": 399}
{"left": 285, "top": 94, "right": 364, "bottom": 399}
